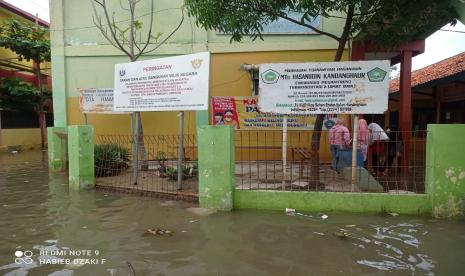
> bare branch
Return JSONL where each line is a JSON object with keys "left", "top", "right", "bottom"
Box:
{"left": 119, "top": 0, "right": 129, "bottom": 11}
{"left": 134, "top": 0, "right": 155, "bottom": 59}
{"left": 91, "top": 0, "right": 131, "bottom": 57}
{"left": 93, "top": 0, "right": 104, "bottom": 7}
{"left": 92, "top": 7, "right": 122, "bottom": 50}
{"left": 142, "top": 7, "right": 185, "bottom": 55}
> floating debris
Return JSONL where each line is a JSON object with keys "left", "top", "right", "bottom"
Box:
{"left": 388, "top": 212, "right": 399, "bottom": 217}
{"left": 318, "top": 213, "right": 329, "bottom": 220}
{"left": 285, "top": 208, "right": 296, "bottom": 215}
{"left": 189, "top": 220, "right": 199, "bottom": 223}
{"left": 143, "top": 228, "right": 174, "bottom": 237}
{"left": 313, "top": 232, "right": 325, "bottom": 236}
{"left": 23, "top": 180, "right": 30, "bottom": 183}
{"left": 346, "top": 225, "right": 357, "bottom": 228}
{"left": 334, "top": 230, "right": 352, "bottom": 239}
{"left": 285, "top": 208, "right": 328, "bottom": 220}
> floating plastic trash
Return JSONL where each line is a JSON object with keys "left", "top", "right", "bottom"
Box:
{"left": 285, "top": 208, "right": 295, "bottom": 214}
{"left": 285, "top": 208, "right": 328, "bottom": 220}
{"left": 318, "top": 213, "right": 329, "bottom": 220}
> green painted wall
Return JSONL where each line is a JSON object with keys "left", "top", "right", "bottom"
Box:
{"left": 50, "top": 0, "right": 346, "bottom": 130}
{"left": 426, "top": 124, "right": 465, "bottom": 218}
{"left": 68, "top": 125, "right": 94, "bottom": 189}
{"left": 58, "top": 0, "right": 343, "bottom": 55}
{"left": 50, "top": 0, "right": 67, "bottom": 127}
{"left": 47, "top": 127, "right": 67, "bottom": 171}
{"left": 231, "top": 124, "right": 465, "bottom": 218}
{"left": 198, "top": 125, "right": 235, "bottom": 210}
{"left": 234, "top": 190, "right": 431, "bottom": 215}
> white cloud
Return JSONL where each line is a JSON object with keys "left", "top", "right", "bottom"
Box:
{"left": 412, "top": 21, "right": 465, "bottom": 70}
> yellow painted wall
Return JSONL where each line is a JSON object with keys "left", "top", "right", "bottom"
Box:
{"left": 68, "top": 49, "right": 346, "bottom": 133}
{"left": 0, "top": 128, "right": 42, "bottom": 149}
{"left": 0, "top": 8, "right": 48, "bottom": 150}
{"left": 0, "top": 8, "right": 51, "bottom": 72}
{"left": 67, "top": 49, "right": 347, "bottom": 161}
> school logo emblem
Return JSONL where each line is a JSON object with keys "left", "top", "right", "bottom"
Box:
{"left": 191, "top": 59, "right": 203, "bottom": 69}
{"left": 261, "top": 69, "right": 280, "bottom": 84}
{"left": 119, "top": 69, "right": 126, "bottom": 77}
{"left": 367, "top": 67, "right": 387, "bottom": 82}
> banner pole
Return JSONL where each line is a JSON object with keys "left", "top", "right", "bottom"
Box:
{"left": 132, "top": 111, "right": 140, "bottom": 185}
{"left": 84, "top": 113, "right": 88, "bottom": 125}
{"left": 282, "top": 116, "right": 288, "bottom": 190}
{"left": 351, "top": 114, "right": 359, "bottom": 192}
{"left": 177, "top": 111, "right": 184, "bottom": 190}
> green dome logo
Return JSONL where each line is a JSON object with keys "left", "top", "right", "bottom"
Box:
{"left": 261, "top": 69, "right": 280, "bottom": 84}
{"left": 367, "top": 67, "right": 387, "bottom": 82}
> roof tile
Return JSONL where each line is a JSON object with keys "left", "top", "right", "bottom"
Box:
{"left": 390, "top": 51, "right": 465, "bottom": 92}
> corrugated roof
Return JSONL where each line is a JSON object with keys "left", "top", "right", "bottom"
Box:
{"left": 390, "top": 51, "right": 465, "bottom": 93}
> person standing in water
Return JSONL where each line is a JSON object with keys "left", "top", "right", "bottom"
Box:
{"left": 357, "top": 119, "right": 372, "bottom": 164}
{"left": 329, "top": 118, "right": 351, "bottom": 172}
{"left": 367, "top": 122, "right": 389, "bottom": 175}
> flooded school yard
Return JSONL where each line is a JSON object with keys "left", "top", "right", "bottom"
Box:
{"left": 1, "top": 150, "right": 465, "bottom": 275}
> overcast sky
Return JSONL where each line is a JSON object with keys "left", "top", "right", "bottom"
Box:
{"left": 5, "top": 0, "right": 465, "bottom": 71}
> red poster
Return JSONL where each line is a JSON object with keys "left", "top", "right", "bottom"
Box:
{"left": 211, "top": 97, "right": 240, "bottom": 129}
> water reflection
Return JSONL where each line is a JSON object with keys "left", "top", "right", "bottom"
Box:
{"left": 353, "top": 223, "right": 435, "bottom": 274}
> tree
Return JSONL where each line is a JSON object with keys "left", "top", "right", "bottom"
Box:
{"left": 0, "top": 19, "right": 51, "bottom": 148}
{"left": 185, "top": 0, "right": 457, "bottom": 184}
{"left": 0, "top": 78, "right": 49, "bottom": 110}
{"left": 91, "top": 0, "right": 184, "bottom": 184}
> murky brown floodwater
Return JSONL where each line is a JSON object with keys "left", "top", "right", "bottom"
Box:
{"left": 1, "top": 150, "right": 465, "bottom": 275}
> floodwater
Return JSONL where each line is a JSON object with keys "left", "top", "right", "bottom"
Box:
{"left": 1, "top": 151, "right": 465, "bottom": 276}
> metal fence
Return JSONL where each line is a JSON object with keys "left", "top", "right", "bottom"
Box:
{"left": 94, "top": 134, "right": 198, "bottom": 202}
{"left": 93, "top": 129, "right": 427, "bottom": 199}
{"left": 235, "top": 130, "right": 427, "bottom": 194}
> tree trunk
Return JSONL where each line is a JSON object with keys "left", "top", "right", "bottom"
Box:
{"left": 34, "top": 60, "right": 46, "bottom": 149}
{"left": 309, "top": 5, "right": 355, "bottom": 186}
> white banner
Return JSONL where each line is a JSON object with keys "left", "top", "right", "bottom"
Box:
{"left": 113, "top": 52, "right": 210, "bottom": 112}
{"left": 78, "top": 88, "right": 123, "bottom": 114}
{"left": 258, "top": 60, "right": 390, "bottom": 114}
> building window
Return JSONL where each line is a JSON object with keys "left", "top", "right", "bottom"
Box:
{"left": 260, "top": 12, "right": 321, "bottom": 34}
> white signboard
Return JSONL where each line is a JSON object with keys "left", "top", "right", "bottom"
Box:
{"left": 114, "top": 52, "right": 210, "bottom": 112}
{"left": 78, "top": 88, "right": 121, "bottom": 114}
{"left": 258, "top": 60, "right": 390, "bottom": 114}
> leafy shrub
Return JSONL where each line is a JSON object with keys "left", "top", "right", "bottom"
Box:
{"left": 159, "top": 162, "right": 198, "bottom": 180}
{"left": 94, "top": 144, "right": 129, "bottom": 177}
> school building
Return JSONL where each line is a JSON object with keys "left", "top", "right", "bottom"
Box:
{"left": 49, "top": 0, "right": 465, "bottom": 166}
{"left": 0, "top": 1, "right": 52, "bottom": 151}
